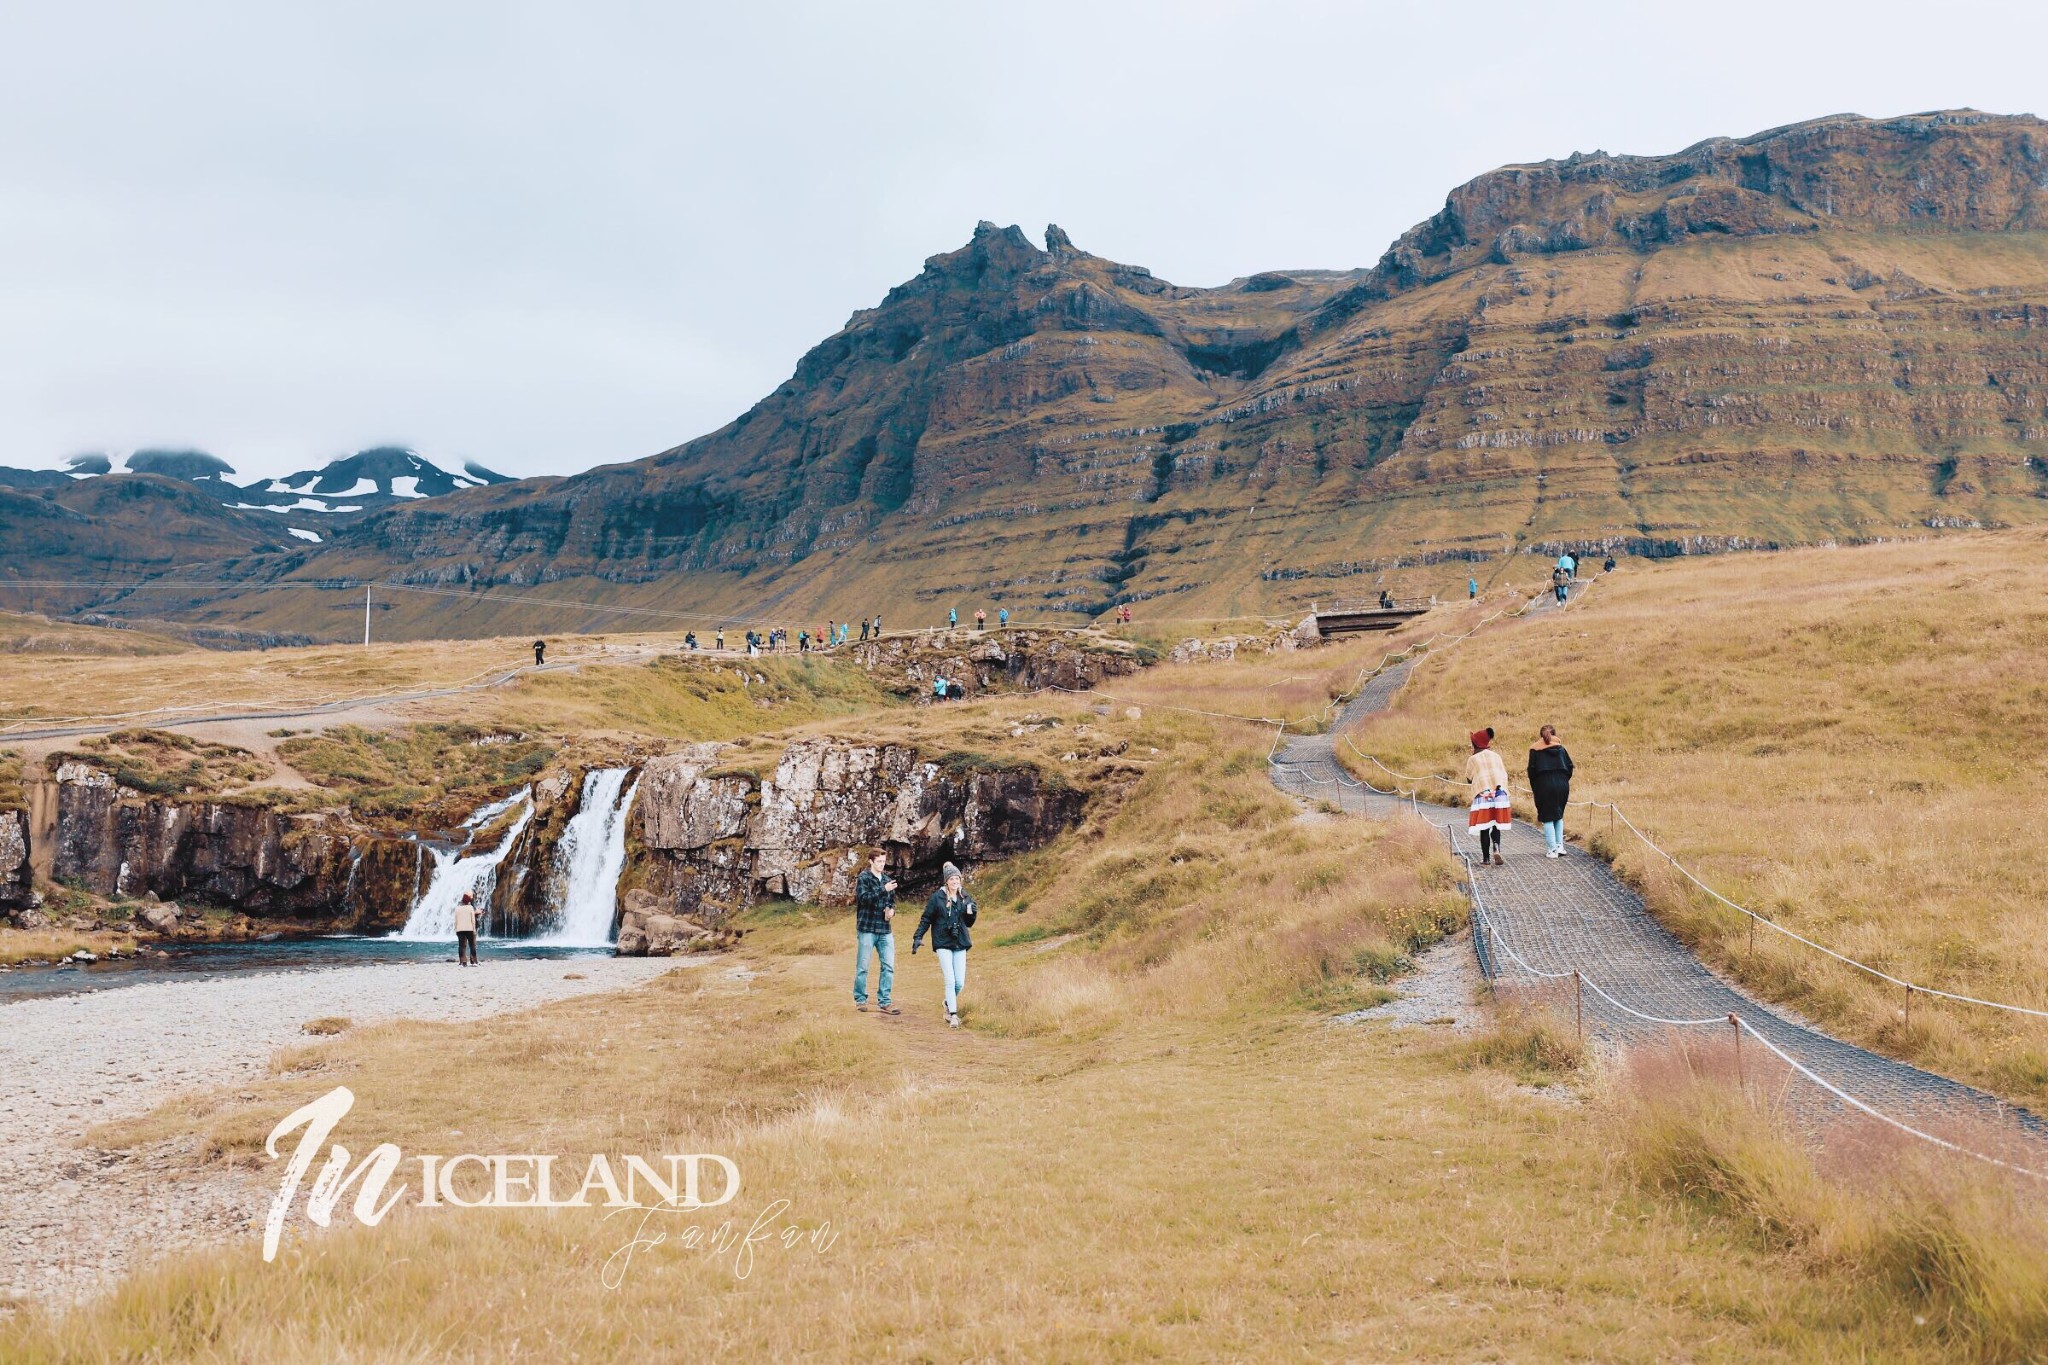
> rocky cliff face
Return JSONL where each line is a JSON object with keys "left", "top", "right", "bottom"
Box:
{"left": 46, "top": 762, "right": 422, "bottom": 929}
{"left": 629, "top": 736, "right": 1087, "bottom": 929}
{"left": 0, "top": 808, "right": 31, "bottom": 909}
{"left": 34, "top": 111, "right": 2048, "bottom": 637}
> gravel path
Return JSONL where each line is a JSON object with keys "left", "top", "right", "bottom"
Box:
{"left": 1275, "top": 661, "right": 2048, "bottom": 1154}
{"left": 0, "top": 956, "right": 683, "bottom": 1305}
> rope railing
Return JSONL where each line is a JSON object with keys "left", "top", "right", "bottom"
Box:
{"left": 1316, "top": 577, "right": 2048, "bottom": 1027}
{"left": 1266, "top": 581, "right": 2048, "bottom": 1182}
{"left": 1451, "top": 840, "right": 2048, "bottom": 1182}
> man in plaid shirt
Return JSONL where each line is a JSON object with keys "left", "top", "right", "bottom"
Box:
{"left": 853, "top": 849, "right": 899, "bottom": 1015}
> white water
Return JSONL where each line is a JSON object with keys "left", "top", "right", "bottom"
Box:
{"left": 392, "top": 788, "right": 534, "bottom": 940}
{"left": 532, "top": 768, "right": 639, "bottom": 946}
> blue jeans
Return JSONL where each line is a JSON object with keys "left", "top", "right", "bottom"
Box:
{"left": 935, "top": 948, "right": 967, "bottom": 1013}
{"left": 854, "top": 931, "right": 894, "bottom": 1005}
{"left": 1543, "top": 819, "right": 1565, "bottom": 853}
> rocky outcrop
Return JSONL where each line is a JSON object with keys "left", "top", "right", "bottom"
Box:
{"left": 482, "top": 768, "right": 582, "bottom": 937}
{"left": 47, "top": 761, "right": 422, "bottom": 928}
{"left": 613, "top": 888, "right": 742, "bottom": 957}
{"left": 628, "top": 736, "right": 1087, "bottom": 928}
{"left": 847, "top": 628, "right": 1144, "bottom": 700}
{"left": 0, "top": 807, "right": 33, "bottom": 910}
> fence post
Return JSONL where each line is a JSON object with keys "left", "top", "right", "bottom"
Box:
{"left": 1574, "top": 970, "right": 1583, "bottom": 1050}
{"left": 1729, "top": 1013, "right": 1742, "bottom": 1088}
{"left": 1748, "top": 911, "right": 1755, "bottom": 960}
{"left": 1904, "top": 984, "right": 1912, "bottom": 1031}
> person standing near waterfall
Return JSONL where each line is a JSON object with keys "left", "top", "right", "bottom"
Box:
{"left": 454, "top": 891, "right": 480, "bottom": 966}
{"left": 853, "top": 850, "right": 900, "bottom": 1015}
{"left": 912, "top": 862, "right": 976, "bottom": 1028}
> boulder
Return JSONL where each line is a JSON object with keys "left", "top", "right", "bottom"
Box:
{"left": 138, "top": 901, "right": 181, "bottom": 934}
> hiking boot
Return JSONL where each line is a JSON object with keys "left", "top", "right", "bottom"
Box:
{"left": 1492, "top": 855, "right": 1505, "bottom": 867}
{"left": 855, "top": 1002, "right": 869, "bottom": 1011}
{"left": 879, "top": 1005, "right": 901, "bottom": 1016}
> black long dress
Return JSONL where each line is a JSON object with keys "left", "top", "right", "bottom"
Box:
{"left": 1526, "top": 745, "right": 1574, "bottom": 823}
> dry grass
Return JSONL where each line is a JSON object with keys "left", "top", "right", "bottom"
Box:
{"left": 4, "top": 932, "right": 1962, "bottom": 1358}
{"left": 52, "top": 728, "right": 273, "bottom": 797}
{"left": 0, "top": 629, "right": 2030, "bottom": 1358}
{"left": 1340, "top": 529, "right": 2048, "bottom": 1108}
{"left": 0, "top": 629, "right": 722, "bottom": 731}
{"left": 0, "top": 609, "right": 190, "bottom": 657}
{"left": 1609, "top": 1040, "right": 2048, "bottom": 1360}
{"left": 0, "top": 927, "right": 139, "bottom": 966}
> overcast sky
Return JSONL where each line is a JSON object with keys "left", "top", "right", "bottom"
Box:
{"left": 2, "top": 1, "right": 2043, "bottom": 482}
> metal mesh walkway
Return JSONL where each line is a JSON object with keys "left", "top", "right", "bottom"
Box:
{"left": 1272, "top": 664, "right": 2047, "bottom": 1153}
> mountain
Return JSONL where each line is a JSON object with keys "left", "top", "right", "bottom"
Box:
{"left": 0, "top": 446, "right": 511, "bottom": 545}
{"left": 234, "top": 447, "right": 511, "bottom": 520}
{"left": 11, "top": 109, "right": 2048, "bottom": 639}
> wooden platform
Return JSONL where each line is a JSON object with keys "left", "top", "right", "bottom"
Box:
{"left": 1309, "top": 598, "right": 1433, "bottom": 636}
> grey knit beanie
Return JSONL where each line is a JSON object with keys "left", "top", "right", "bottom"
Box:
{"left": 942, "top": 861, "right": 962, "bottom": 882}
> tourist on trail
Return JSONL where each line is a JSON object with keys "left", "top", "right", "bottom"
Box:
{"left": 998, "top": 607, "right": 1008, "bottom": 628}
{"left": 933, "top": 674, "right": 948, "bottom": 700}
{"left": 533, "top": 639, "right": 546, "bottom": 666}
{"left": 873, "top": 614, "right": 883, "bottom": 638}
{"left": 1551, "top": 566, "right": 1570, "bottom": 604}
{"left": 859, "top": 618, "right": 870, "bottom": 642}
{"left": 912, "top": 861, "right": 977, "bottom": 1028}
{"left": 1468, "top": 578, "right": 1478, "bottom": 600}
{"left": 853, "top": 850, "right": 899, "bottom": 1015}
{"left": 716, "top": 628, "right": 726, "bottom": 651}
{"left": 800, "top": 628, "right": 810, "bottom": 653}
{"left": 454, "top": 891, "right": 480, "bottom": 966}
{"left": 949, "top": 607, "right": 958, "bottom": 629}
{"left": 685, "top": 631, "right": 698, "bottom": 649}
{"left": 1527, "top": 725, "right": 1575, "bottom": 859}
{"left": 1379, "top": 589, "right": 1393, "bottom": 610}
{"left": 974, "top": 608, "right": 986, "bottom": 631}
{"left": 1465, "top": 728, "right": 1511, "bottom": 867}
{"left": 1604, "top": 555, "right": 1616, "bottom": 574}
{"left": 1557, "top": 552, "right": 1576, "bottom": 579}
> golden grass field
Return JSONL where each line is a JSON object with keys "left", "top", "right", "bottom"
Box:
{"left": 1339, "top": 529, "right": 2048, "bottom": 1111}
{"left": 2, "top": 585, "right": 2045, "bottom": 1358}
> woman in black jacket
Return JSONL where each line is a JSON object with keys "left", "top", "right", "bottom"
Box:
{"left": 1527, "top": 725, "right": 1575, "bottom": 858}
{"left": 912, "top": 861, "right": 977, "bottom": 1028}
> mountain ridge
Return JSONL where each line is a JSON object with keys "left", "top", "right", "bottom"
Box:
{"left": 8, "top": 109, "right": 2048, "bottom": 639}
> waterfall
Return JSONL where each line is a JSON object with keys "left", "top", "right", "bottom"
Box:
{"left": 393, "top": 788, "right": 534, "bottom": 940}
{"left": 533, "top": 768, "right": 639, "bottom": 946}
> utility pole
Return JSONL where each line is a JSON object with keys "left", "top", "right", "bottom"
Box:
{"left": 364, "top": 586, "right": 371, "bottom": 647}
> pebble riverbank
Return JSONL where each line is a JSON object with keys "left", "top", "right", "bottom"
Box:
{"left": 0, "top": 955, "right": 682, "bottom": 1306}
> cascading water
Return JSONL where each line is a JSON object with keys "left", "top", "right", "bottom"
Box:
{"left": 533, "top": 768, "right": 639, "bottom": 946}
{"left": 392, "top": 788, "right": 534, "bottom": 940}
